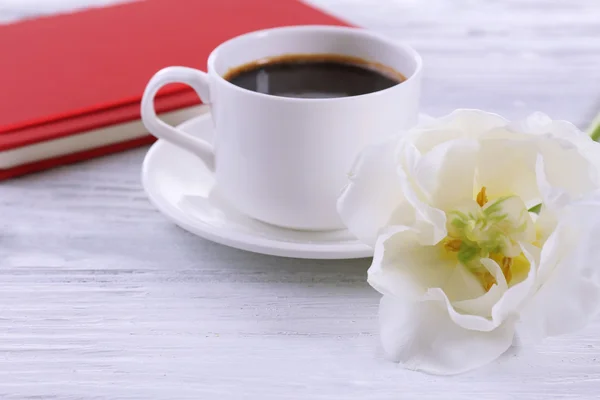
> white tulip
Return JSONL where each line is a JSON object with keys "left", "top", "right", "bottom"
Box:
{"left": 338, "top": 109, "right": 600, "bottom": 375}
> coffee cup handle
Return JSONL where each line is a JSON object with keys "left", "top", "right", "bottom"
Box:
{"left": 141, "top": 66, "right": 215, "bottom": 171}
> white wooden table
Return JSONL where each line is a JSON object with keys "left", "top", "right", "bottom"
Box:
{"left": 2, "top": 1, "right": 600, "bottom": 398}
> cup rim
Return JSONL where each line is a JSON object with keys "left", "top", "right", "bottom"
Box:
{"left": 206, "top": 25, "right": 422, "bottom": 103}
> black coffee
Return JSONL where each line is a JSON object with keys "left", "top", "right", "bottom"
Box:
{"left": 223, "top": 54, "right": 404, "bottom": 99}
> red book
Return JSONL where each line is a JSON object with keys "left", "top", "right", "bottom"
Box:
{"left": 0, "top": 0, "right": 349, "bottom": 180}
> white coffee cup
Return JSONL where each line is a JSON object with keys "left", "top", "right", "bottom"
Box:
{"left": 141, "top": 25, "right": 422, "bottom": 231}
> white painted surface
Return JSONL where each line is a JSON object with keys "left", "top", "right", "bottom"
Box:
{"left": 2, "top": 0, "right": 600, "bottom": 398}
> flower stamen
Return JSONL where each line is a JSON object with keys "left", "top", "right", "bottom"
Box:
{"left": 444, "top": 190, "right": 533, "bottom": 291}
{"left": 444, "top": 238, "right": 462, "bottom": 252}
{"left": 501, "top": 256, "right": 513, "bottom": 284}
{"left": 475, "top": 271, "right": 496, "bottom": 292}
{"left": 476, "top": 186, "right": 488, "bottom": 207}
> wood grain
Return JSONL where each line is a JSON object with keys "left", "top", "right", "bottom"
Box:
{"left": 2, "top": 0, "right": 600, "bottom": 398}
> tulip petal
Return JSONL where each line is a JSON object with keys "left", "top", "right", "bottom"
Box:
{"left": 412, "top": 138, "right": 479, "bottom": 211}
{"left": 479, "top": 117, "right": 596, "bottom": 209}
{"left": 424, "top": 245, "right": 538, "bottom": 334}
{"left": 535, "top": 155, "right": 573, "bottom": 212}
{"left": 413, "top": 109, "right": 508, "bottom": 153}
{"left": 452, "top": 258, "right": 508, "bottom": 317}
{"left": 379, "top": 295, "right": 515, "bottom": 375}
{"left": 519, "top": 195, "right": 600, "bottom": 341}
{"left": 491, "top": 242, "right": 540, "bottom": 322}
{"left": 477, "top": 138, "right": 541, "bottom": 208}
{"left": 368, "top": 227, "right": 455, "bottom": 301}
{"left": 397, "top": 143, "right": 447, "bottom": 244}
{"left": 507, "top": 112, "right": 555, "bottom": 137}
{"left": 536, "top": 139, "right": 597, "bottom": 209}
{"left": 337, "top": 136, "right": 408, "bottom": 247}
{"left": 441, "top": 262, "right": 487, "bottom": 302}
{"left": 540, "top": 118, "right": 600, "bottom": 183}
{"left": 513, "top": 112, "right": 583, "bottom": 141}
{"left": 370, "top": 232, "right": 534, "bottom": 333}
{"left": 427, "top": 288, "right": 499, "bottom": 332}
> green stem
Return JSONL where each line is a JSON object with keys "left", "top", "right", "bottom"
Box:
{"left": 588, "top": 111, "right": 600, "bottom": 142}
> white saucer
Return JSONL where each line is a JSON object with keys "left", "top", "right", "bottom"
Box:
{"left": 142, "top": 109, "right": 376, "bottom": 259}
{"left": 142, "top": 110, "right": 430, "bottom": 259}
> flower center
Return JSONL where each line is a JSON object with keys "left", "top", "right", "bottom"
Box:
{"left": 443, "top": 187, "right": 534, "bottom": 290}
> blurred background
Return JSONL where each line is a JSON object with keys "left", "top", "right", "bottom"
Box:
{"left": 2, "top": 0, "right": 598, "bottom": 128}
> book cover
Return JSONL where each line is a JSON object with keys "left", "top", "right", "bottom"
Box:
{"left": 0, "top": 0, "right": 349, "bottom": 179}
